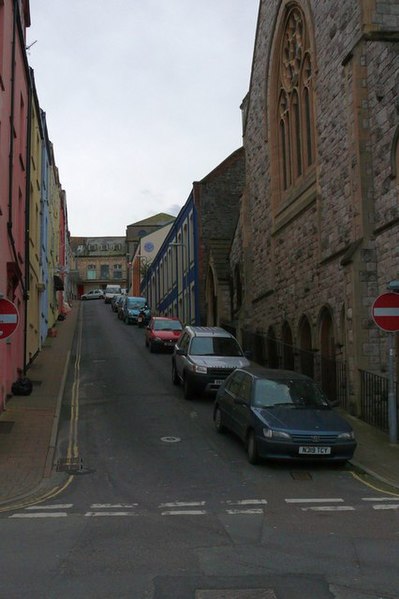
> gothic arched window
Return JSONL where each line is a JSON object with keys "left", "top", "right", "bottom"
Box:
{"left": 277, "top": 5, "right": 315, "bottom": 192}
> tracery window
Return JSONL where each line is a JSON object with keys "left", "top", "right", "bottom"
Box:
{"left": 277, "top": 5, "right": 315, "bottom": 192}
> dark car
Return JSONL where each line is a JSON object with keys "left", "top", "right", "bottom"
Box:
{"left": 122, "top": 296, "right": 150, "bottom": 325}
{"left": 213, "top": 366, "right": 356, "bottom": 465}
{"left": 145, "top": 317, "right": 183, "bottom": 352}
{"left": 172, "top": 326, "right": 251, "bottom": 400}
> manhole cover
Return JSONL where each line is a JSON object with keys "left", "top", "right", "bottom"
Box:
{"left": 160, "top": 436, "right": 181, "bottom": 443}
{"left": 0, "top": 421, "right": 15, "bottom": 434}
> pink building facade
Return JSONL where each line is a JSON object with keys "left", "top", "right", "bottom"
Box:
{"left": 0, "top": 0, "right": 31, "bottom": 412}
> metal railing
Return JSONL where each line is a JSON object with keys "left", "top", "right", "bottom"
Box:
{"left": 241, "top": 329, "right": 349, "bottom": 409}
{"left": 359, "top": 369, "right": 394, "bottom": 432}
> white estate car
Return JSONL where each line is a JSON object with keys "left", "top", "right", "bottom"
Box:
{"left": 81, "top": 289, "right": 104, "bottom": 300}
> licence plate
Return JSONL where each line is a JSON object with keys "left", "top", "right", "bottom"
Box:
{"left": 214, "top": 379, "right": 223, "bottom": 385}
{"left": 299, "top": 446, "right": 331, "bottom": 455}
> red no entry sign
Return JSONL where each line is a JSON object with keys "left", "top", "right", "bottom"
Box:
{"left": 372, "top": 292, "right": 399, "bottom": 332}
{"left": 0, "top": 298, "right": 19, "bottom": 340}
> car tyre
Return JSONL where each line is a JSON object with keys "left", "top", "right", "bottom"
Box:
{"left": 214, "top": 406, "right": 225, "bottom": 433}
{"left": 172, "top": 362, "right": 180, "bottom": 386}
{"left": 247, "top": 430, "right": 259, "bottom": 465}
{"left": 183, "top": 376, "right": 194, "bottom": 400}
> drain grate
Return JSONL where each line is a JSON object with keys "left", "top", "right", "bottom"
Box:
{"left": 56, "top": 458, "right": 89, "bottom": 474}
{"left": 0, "top": 421, "right": 15, "bottom": 434}
{"left": 290, "top": 470, "right": 312, "bottom": 480}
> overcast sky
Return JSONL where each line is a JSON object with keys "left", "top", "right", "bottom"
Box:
{"left": 26, "top": 1, "right": 259, "bottom": 237}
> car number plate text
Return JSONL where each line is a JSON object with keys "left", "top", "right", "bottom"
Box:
{"left": 299, "top": 446, "right": 331, "bottom": 455}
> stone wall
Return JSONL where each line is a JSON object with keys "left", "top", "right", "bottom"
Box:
{"left": 233, "top": 0, "right": 399, "bottom": 410}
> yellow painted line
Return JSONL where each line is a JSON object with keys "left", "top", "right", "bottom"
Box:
{"left": 0, "top": 475, "right": 74, "bottom": 513}
{"left": 350, "top": 470, "right": 399, "bottom": 497}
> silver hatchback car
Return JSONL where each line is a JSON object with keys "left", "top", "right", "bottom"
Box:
{"left": 172, "top": 326, "right": 251, "bottom": 400}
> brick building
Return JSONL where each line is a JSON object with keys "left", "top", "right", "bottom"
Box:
{"left": 70, "top": 237, "right": 127, "bottom": 297}
{"left": 229, "top": 0, "right": 399, "bottom": 417}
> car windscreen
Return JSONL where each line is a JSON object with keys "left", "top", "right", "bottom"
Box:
{"left": 253, "top": 378, "right": 329, "bottom": 408}
{"left": 190, "top": 337, "right": 243, "bottom": 357}
{"left": 154, "top": 320, "right": 182, "bottom": 331}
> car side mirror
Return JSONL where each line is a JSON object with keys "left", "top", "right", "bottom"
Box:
{"left": 176, "top": 347, "right": 185, "bottom": 355}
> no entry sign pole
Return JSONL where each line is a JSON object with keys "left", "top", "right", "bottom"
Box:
{"left": 372, "top": 291, "right": 399, "bottom": 444}
{"left": 387, "top": 333, "right": 397, "bottom": 444}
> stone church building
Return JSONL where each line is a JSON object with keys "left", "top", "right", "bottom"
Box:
{"left": 223, "top": 0, "right": 399, "bottom": 417}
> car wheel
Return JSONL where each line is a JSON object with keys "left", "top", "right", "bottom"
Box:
{"left": 247, "top": 430, "right": 259, "bottom": 465}
{"left": 172, "top": 362, "right": 180, "bottom": 386}
{"left": 214, "top": 406, "right": 225, "bottom": 433}
{"left": 183, "top": 376, "right": 194, "bottom": 400}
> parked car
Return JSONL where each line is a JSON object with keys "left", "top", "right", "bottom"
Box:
{"left": 122, "top": 296, "right": 150, "bottom": 325}
{"left": 104, "top": 284, "right": 122, "bottom": 304}
{"left": 116, "top": 295, "right": 126, "bottom": 320}
{"left": 81, "top": 289, "right": 104, "bottom": 300}
{"left": 111, "top": 293, "right": 123, "bottom": 312}
{"left": 145, "top": 317, "right": 183, "bottom": 353}
{"left": 172, "top": 326, "right": 251, "bottom": 400}
{"left": 213, "top": 365, "right": 357, "bottom": 465}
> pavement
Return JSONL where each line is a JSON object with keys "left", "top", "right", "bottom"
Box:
{"left": 0, "top": 303, "right": 399, "bottom": 511}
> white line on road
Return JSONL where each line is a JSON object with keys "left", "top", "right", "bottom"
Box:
{"left": 362, "top": 497, "right": 399, "bottom": 501}
{"left": 225, "top": 499, "right": 268, "bottom": 505}
{"left": 90, "top": 503, "right": 138, "bottom": 508}
{"left": 301, "top": 506, "right": 355, "bottom": 512}
{"left": 9, "top": 512, "right": 68, "bottom": 518}
{"left": 159, "top": 501, "right": 206, "bottom": 508}
{"left": 285, "top": 498, "right": 344, "bottom": 503}
{"left": 26, "top": 504, "right": 73, "bottom": 510}
{"left": 225, "top": 509, "right": 264, "bottom": 515}
{"left": 372, "top": 504, "right": 399, "bottom": 510}
{"left": 85, "top": 511, "right": 137, "bottom": 517}
{"left": 161, "top": 510, "right": 207, "bottom": 516}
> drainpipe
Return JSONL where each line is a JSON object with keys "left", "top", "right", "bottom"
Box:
{"left": 23, "top": 69, "right": 33, "bottom": 372}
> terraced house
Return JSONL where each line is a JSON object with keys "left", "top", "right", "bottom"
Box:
{"left": 0, "top": 0, "right": 70, "bottom": 412}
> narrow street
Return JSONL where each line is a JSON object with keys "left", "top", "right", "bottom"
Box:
{"left": 2, "top": 302, "right": 399, "bottom": 599}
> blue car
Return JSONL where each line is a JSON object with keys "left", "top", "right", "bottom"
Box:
{"left": 213, "top": 366, "right": 356, "bottom": 464}
{"left": 122, "top": 296, "right": 150, "bottom": 325}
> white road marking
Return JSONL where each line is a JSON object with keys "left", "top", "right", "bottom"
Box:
{"left": 90, "top": 503, "right": 138, "bottom": 508}
{"left": 285, "top": 498, "right": 344, "bottom": 503}
{"left": 159, "top": 501, "right": 206, "bottom": 508}
{"left": 85, "top": 511, "right": 137, "bottom": 517}
{"left": 362, "top": 497, "right": 399, "bottom": 501}
{"left": 226, "top": 509, "right": 264, "bottom": 515}
{"left": 301, "top": 506, "right": 355, "bottom": 512}
{"left": 225, "top": 499, "right": 268, "bottom": 505}
{"left": 9, "top": 512, "right": 68, "bottom": 518}
{"left": 26, "top": 504, "right": 73, "bottom": 510}
{"left": 372, "top": 504, "right": 399, "bottom": 510}
{"left": 161, "top": 510, "right": 207, "bottom": 516}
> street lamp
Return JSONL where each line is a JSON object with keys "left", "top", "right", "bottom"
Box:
{"left": 169, "top": 242, "right": 189, "bottom": 324}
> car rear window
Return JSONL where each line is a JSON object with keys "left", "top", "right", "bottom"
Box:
{"left": 190, "top": 337, "right": 243, "bottom": 357}
{"left": 154, "top": 320, "right": 182, "bottom": 331}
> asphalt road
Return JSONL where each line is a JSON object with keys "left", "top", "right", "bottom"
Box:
{"left": 2, "top": 301, "right": 399, "bottom": 599}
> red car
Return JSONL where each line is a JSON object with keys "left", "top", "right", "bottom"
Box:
{"left": 145, "top": 317, "right": 183, "bottom": 353}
